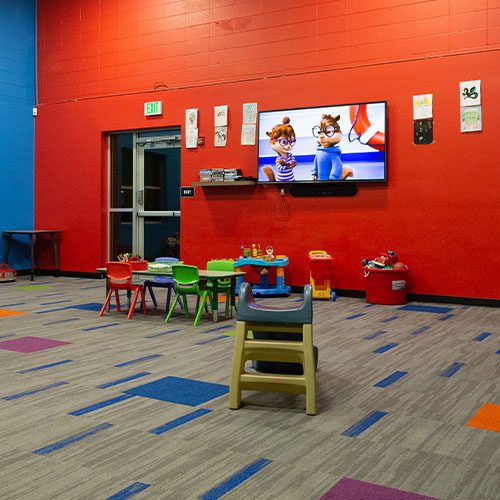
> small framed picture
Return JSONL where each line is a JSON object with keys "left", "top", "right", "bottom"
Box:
{"left": 241, "top": 124, "right": 256, "bottom": 145}
{"left": 414, "top": 119, "right": 433, "bottom": 145}
{"left": 214, "top": 105, "right": 228, "bottom": 127}
{"left": 214, "top": 126, "right": 227, "bottom": 147}
{"left": 461, "top": 106, "right": 482, "bottom": 133}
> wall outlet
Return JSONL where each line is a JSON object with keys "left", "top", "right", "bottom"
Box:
{"left": 32, "top": 107, "right": 38, "bottom": 116}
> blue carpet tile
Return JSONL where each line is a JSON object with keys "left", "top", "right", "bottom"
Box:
{"left": 398, "top": 304, "right": 454, "bottom": 314}
{"left": 374, "top": 371, "right": 408, "bottom": 388}
{"left": 124, "top": 376, "right": 229, "bottom": 406}
{"left": 106, "top": 482, "right": 150, "bottom": 500}
{"left": 33, "top": 422, "right": 113, "bottom": 455}
{"left": 341, "top": 411, "right": 387, "bottom": 437}
{"left": 149, "top": 408, "right": 212, "bottom": 435}
{"left": 440, "top": 362, "right": 464, "bottom": 378}
{"left": 200, "top": 458, "right": 272, "bottom": 500}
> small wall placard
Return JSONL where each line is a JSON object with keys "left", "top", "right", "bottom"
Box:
{"left": 180, "top": 186, "right": 195, "bottom": 197}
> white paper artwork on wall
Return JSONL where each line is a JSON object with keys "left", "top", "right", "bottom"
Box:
{"left": 185, "top": 108, "right": 199, "bottom": 148}
{"left": 186, "top": 128, "right": 198, "bottom": 149}
{"left": 412, "top": 94, "right": 433, "bottom": 120}
{"left": 461, "top": 106, "right": 482, "bottom": 133}
{"left": 214, "top": 126, "right": 227, "bottom": 147}
{"left": 242, "top": 102, "right": 257, "bottom": 124}
{"left": 186, "top": 108, "right": 198, "bottom": 129}
{"left": 241, "top": 124, "right": 256, "bottom": 145}
{"left": 214, "top": 105, "right": 228, "bottom": 127}
{"left": 460, "top": 80, "right": 481, "bottom": 107}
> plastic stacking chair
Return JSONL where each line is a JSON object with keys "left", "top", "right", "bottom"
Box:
{"left": 144, "top": 257, "right": 183, "bottom": 311}
{"left": 229, "top": 283, "right": 316, "bottom": 415}
{"left": 99, "top": 262, "right": 147, "bottom": 320}
{"left": 165, "top": 264, "right": 212, "bottom": 327}
{"left": 205, "top": 259, "right": 235, "bottom": 319}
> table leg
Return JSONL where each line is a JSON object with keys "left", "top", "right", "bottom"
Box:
{"left": 3, "top": 234, "right": 12, "bottom": 264}
{"left": 235, "top": 267, "right": 244, "bottom": 294}
{"left": 51, "top": 232, "right": 60, "bottom": 277}
{"left": 29, "top": 234, "right": 35, "bottom": 281}
{"left": 211, "top": 279, "right": 219, "bottom": 322}
{"left": 230, "top": 277, "right": 237, "bottom": 318}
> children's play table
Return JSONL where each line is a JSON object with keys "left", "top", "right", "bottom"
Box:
{"left": 234, "top": 256, "right": 290, "bottom": 296}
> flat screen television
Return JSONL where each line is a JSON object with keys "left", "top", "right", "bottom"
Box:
{"left": 257, "top": 100, "right": 387, "bottom": 184}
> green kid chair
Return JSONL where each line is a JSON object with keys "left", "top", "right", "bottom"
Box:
{"left": 206, "top": 259, "right": 235, "bottom": 319}
{"left": 165, "top": 264, "right": 212, "bottom": 326}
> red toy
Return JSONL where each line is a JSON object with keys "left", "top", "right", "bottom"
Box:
{"left": 309, "top": 250, "right": 336, "bottom": 300}
{"left": 0, "top": 263, "right": 16, "bottom": 282}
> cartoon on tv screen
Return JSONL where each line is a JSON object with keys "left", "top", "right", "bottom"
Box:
{"left": 257, "top": 101, "right": 387, "bottom": 183}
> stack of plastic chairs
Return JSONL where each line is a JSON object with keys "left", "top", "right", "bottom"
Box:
{"left": 144, "top": 257, "right": 183, "bottom": 311}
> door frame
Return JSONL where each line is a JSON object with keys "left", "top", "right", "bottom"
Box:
{"left": 107, "top": 129, "right": 181, "bottom": 260}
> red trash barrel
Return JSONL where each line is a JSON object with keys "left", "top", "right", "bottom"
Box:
{"left": 363, "top": 267, "right": 409, "bottom": 305}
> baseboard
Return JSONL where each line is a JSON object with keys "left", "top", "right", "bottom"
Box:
{"left": 15, "top": 269, "right": 104, "bottom": 279}
{"left": 12, "top": 272, "right": 499, "bottom": 307}
{"left": 406, "top": 293, "right": 499, "bottom": 308}
{"left": 291, "top": 285, "right": 499, "bottom": 307}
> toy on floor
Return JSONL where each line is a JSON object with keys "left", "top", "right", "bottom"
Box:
{"left": 308, "top": 250, "right": 336, "bottom": 300}
{"left": 235, "top": 249, "right": 290, "bottom": 296}
{"left": 0, "top": 263, "right": 16, "bottom": 282}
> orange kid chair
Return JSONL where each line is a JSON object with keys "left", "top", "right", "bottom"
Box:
{"left": 99, "top": 261, "right": 147, "bottom": 320}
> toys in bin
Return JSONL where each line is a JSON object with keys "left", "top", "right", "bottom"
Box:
{"left": 362, "top": 250, "right": 409, "bottom": 305}
{"left": 117, "top": 253, "right": 142, "bottom": 262}
{"left": 117, "top": 253, "right": 148, "bottom": 270}
{"left": 362, "top": 250, "right": 408, "bottom": 271}
{"left": 0, "top": 263, "right": 16, "bottom": 282}
{"left": 309, "top": 250, "right": 336, "bottom": 301}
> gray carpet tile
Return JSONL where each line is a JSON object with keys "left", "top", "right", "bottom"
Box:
{"left": 0, "top": 276, "right": 498, "bottom": 499}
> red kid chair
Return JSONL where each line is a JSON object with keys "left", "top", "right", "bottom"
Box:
{"left": 99, "top": 262, "right": 147, "bottom": 320}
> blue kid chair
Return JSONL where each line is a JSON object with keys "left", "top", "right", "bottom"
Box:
{"left": 144, "top": 257, "right": 183, "bottom": 311}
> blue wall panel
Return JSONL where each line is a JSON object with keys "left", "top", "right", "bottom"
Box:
{"left": 0, "top": 0, "right": 35, "bottom": 269}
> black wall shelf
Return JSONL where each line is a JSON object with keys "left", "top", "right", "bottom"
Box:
{"left": 192, "top": 181, "right": 358, "bottom": 197}
{"left": 192, "top": 181, "right": 256, "bottom": 187}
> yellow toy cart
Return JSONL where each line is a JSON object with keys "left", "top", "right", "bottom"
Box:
{"left": 308, "top": 250, "right": 336, "bottom": 300}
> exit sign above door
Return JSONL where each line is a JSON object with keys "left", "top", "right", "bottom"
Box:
{"left": 144, "top": 101, "right": 163, "bottom": 116}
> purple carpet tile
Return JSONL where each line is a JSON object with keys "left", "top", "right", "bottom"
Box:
{"left": 0, "top": 336, "right": 70, "bottom": 353}
{"left": 320, "top": 477, "right": 439, "bottom": 500}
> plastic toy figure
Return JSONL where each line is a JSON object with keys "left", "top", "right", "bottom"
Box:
{"left": 264, "top": 117, "right": 297, "bottom": 182}
{"left": 311, "top": 114, "right": 353, "bottom": 180}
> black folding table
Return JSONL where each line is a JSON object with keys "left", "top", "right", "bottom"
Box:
{"left": 3, "top": 230, "right": 62, "bottom": 281}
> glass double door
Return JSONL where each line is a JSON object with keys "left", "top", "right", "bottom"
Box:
{"left": 109, "top": 129, "right": 181, "bottom": 262}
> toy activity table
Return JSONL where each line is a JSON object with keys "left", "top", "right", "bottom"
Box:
{"left": 3, "top": 229, "right": 62, "bottom": 281}
{"left": 234, "top": 256, "right": 290, "bottom": 296}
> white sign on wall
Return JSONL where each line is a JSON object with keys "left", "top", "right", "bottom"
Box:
{"left": 412, "top": 94, "right": 433, "bottom": 120}
{"left": 460, "top": 80, "right": 481, "bottom": 107}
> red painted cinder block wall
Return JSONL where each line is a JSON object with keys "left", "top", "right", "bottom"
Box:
{"left": 35, "top": 0, "right": 500, "bottom": 300}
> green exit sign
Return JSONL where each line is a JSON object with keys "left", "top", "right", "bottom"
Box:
{"left": 144, "top": 101, "right": 163, "bottom": 116}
